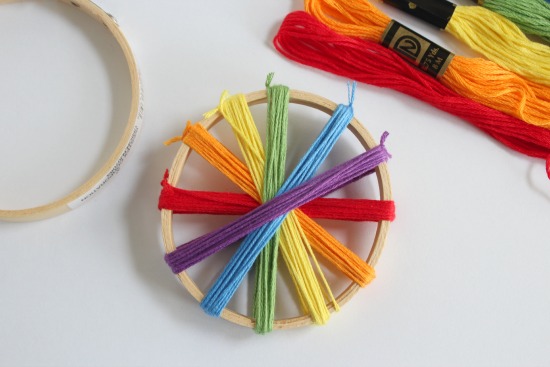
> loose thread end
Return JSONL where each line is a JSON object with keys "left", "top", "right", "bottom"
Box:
{"left": 347, "top": 81, "right": 357, "bottom": 107}
{"left": 164, "top": 121, "right": 193, "bottom": 146}
{"left": 158, "top": 169, "right": 171, "bottom": 211}
{"left": 161, "top": 169, "right": 170, "bottom": 184}
{"left": 204, "top": 90, "right": 230, "bottom": 119}
{"left": 379, "top": 131, "right": 392, "bottom": 159}
{"left": 163, "top": 136, "right": 181, "bottom": 146}
{"left": 380, "top": 131, "right": 389, "bottom": 146}
{"left": 546, "top": 155, "right": 550, "bottom": 180}
{"left": 265, "top": 72, "right": 275, "bottom": 88}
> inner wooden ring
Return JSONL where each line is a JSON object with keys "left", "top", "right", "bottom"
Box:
{"left": 161, "top": 89, "right": 392, "bottom": 329}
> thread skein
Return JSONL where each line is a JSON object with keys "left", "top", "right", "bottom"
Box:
{"left": 379, "top": 0, "right": 550, "bottom": 85}
{"left": 445, "top": 3, "right": 550, "bottom": 86}
{"left": 253, "top": 77, "right": 288, "bottom": 332}
{"left": 474, "top": 0, "right": 550, "bottom": 43}
{"left": 303, "top": 0, "right": 550, "bottom": 128}
{"left": 273, "top": 11, "right": 550, "bottom": 179}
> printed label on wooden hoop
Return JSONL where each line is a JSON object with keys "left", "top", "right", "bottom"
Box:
{"left": 68, "top": 82, "right": 143, "bottom": 209}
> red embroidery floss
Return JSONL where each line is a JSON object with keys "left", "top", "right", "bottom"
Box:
{"left": 273, "top": 11, "right": 550, "bottom": 179}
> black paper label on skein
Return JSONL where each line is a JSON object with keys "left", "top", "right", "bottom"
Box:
{"left": 382, "top": 0, "right": 456, "bottom": 29}
{"left": 381, "top": 20, "right": 454, "bottom": 79}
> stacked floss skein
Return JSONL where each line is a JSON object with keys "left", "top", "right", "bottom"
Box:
{"left": 159, "top": 76, "right": 395, "bottom": 333}
{"left": 379, "top": 0, "right": 550, "bottom": 86}
{"left": 273, "top": 12, "right": 550, "bottom": 179}
{"left": 304, "top": 0, "right": 550, "bottom": 129}
{"left": 473, "top": 0, "right": 550, "bottom": 43}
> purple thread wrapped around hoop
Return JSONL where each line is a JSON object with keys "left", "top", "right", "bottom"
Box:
{"left": 164, "top": 132, "right": 391, "bottom": 274}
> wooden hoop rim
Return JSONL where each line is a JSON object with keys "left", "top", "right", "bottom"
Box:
{"left": 161, "top": 90, "right": 392, "bottom": 330}
{"left": 0, "top": 0, "right": 142, "bottom": 222}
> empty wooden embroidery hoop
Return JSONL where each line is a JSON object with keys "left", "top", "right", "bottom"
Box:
{"left": 161, "top": 89, "right": 392, "bottom": 329}
{"left": 0, "top": 0, "right": 142, "bottom": 222}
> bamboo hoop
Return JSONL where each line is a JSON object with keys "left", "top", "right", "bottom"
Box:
{"left": 0, "top": 0, "right": 142, "bottom": 222}
{"left": 161, "top": 89, "right": 392, "bottom": 330}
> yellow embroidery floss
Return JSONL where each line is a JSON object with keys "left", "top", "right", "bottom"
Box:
{"left": 380, "top": 0, "right": 550, "bottom": 86}
{"left": 305, "top": 0, "right": 550, "bottom": 127}
{"left": 205, "top": 90, "right": 335, "bottom": 330}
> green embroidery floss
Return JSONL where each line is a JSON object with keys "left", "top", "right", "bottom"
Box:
{"left": 254, "top": 73, "right": 289, "bottom": 333}
{"left": 476, "top": 0, "right": 550, "bottom": 42}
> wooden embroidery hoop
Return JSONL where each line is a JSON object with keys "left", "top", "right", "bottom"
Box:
{"left": 0, "top": 0, "right": 142, "bottom": 222}
{"left": 161, "top": 89, "right": 392, "bottom": 330}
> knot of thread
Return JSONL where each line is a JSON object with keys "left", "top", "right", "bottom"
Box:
{"left": 164, "top": 121, "right": 192, "bottom": 146}
{"left": 265, "top": 72, "right": 275, "bottom": 88}
{"left": 203, "top": 90, "right": 231, "bottom": 119}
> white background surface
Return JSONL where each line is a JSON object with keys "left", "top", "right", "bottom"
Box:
{"left": 1, "top": 0, "right": 549, "bottom": 366}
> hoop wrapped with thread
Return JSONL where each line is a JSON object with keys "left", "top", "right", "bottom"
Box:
{"left": 159, "top": 77, "right": 394, "bottom": 332}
